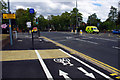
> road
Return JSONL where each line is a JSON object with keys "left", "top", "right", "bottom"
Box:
{"left": 1, "top": 32, "right": 120, "bottom": 80}
{"left": 41, "top": 32, "right": 119, "bottom": 69}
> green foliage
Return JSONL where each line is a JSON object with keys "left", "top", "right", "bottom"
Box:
{"left": 87, "top": 13, "right": 101, "bottom": 26}
{"left": 0, "top": 0, "right": 8, "bottom": 13}
{"left": 100, "top": 6, "right": 118, "bottom": 31}
{"left": 16, "top": 8, "right": 36, "bottom": 31}
{"left": 108, "top": 6, "right": 117, "bottom": 22}
{"left": 38, "top": 15, "right": 48, "bottom": 30}
{"left": 38, "top": 8, "right": 83, "bottom": 31}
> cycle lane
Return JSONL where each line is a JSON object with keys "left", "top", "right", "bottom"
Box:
{"left": 36, "top": 48, "right": 114, "bottom": 80}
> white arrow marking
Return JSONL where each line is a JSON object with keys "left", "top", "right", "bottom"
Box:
{"left": 78, "top": 67, "right": 95, "bottom": 79}
{"left": 59, "top": 49, "right": 113, "bottom": 80}
{"left": 59, "top": 70, "right": 72, "bottom": 80}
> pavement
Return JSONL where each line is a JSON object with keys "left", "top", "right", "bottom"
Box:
{"left": 1, "top": 32, "right": 120, "bottom": 80}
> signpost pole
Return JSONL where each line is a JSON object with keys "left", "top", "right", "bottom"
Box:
{"left": 29, "top": 8, "right": 34, "bottom": 49}
{"left": 31, "top": 14, "right": 34, "bottom": 49}
{"left": 8, "top": 0, "right": 13, "bottom": 46}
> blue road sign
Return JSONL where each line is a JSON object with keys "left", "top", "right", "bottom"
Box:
{"left": 29, "top": 8, "right": 34, "bottom": 14}
{"left": 97, "top": 23, "right": 100, "bottom": 27}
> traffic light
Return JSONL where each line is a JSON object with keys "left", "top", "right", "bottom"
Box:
{"left": 78, "top": 17, "right": 80, "bottom": 22}
{"left": 36, "top": 18, "right": 38, "bottom": 22}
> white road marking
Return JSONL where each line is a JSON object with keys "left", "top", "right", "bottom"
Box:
{"left": 53, "top": 58, "right": 73, "bottom": 66}
{"left": 78, "top": 67, "right": 95, "bottom": 79}
{"left": 18, "top": 40, "right": 22, "bottom": 42}
{"left": 94, "top": 38, "right": 117, "bottom": 42}
{"left": 75, "top": 38, "right": 98, "bottom": 44}
{"left": 66, "top": 37, "right": 73, "bottom": 39}
{"left": 35, "top": 50, "right": 53, "bottom": 80}
{"left": 59, "top": 70, "right": 72, "bottom": 80}
{"left": 57, "top": 40, "right": 67, "bottom": 42}
{"left": 59, "top": 49, "right": 113, "bottom": 80}
{"left": 112, "top": 46, "right": 120, "bottom": 49}
{"left": 25, "top": 36, "right": 29, "bottom": 37}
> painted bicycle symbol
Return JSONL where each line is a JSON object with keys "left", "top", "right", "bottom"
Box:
{"left": 53, "top": 58, "right": 73, "bottom": 66}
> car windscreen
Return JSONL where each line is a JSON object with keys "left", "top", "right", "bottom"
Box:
{"left": 93, "top": 28, "right": 97, "bottom": 30}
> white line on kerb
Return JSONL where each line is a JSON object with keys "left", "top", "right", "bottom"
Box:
{"left": 59, "top": 49, "right": 113, "bottom": 80}
{"left": 35, "top": 50, "right": 53, "bottom": 80}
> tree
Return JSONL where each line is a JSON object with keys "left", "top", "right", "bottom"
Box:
{"left": 108, "top": 6, "right": 117, "bottom": 22}
{"left": 38, "top": 15, "right": 48, "bottom": 30}
{"left": 87, "top": 13, "right": 101, "bottom": 26}
{"left": 16, "top": 8, "right": 36, "bottom": 31}
{"left": 70, "top": 8, "right": 83, "bottom": 31}
{"left": 101, "top": 6, "right": 118, "bottom": 30}
{"left": 0, "top": 0, "right": 7, "bottom": 13}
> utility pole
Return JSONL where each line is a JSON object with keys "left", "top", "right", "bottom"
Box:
{"left": 118, "top": 1, "right": 120, "bottom": 21}
{"left": 75, "top": 0, "right": 78, "bottom": 34}
{"left": 8, "top": 0, "right": 13, "bottom": 46}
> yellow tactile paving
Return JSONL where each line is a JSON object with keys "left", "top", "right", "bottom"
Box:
{"left": 1, "top": 50, "right": 38, "bottom": 61}
{"left": 37, "top": 49, "right": 69, "bottom": 59}
{"left": 1, "top": 49, "right": 69, "bottom": 61}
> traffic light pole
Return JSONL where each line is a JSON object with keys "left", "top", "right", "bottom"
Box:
{"left": 8, "top": 0, "right": 13, "bottom": 46}
{"left": 31, "top": 14, "right": 34, "bottom": 49}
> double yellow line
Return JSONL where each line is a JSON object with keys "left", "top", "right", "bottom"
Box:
{"left": 42, "top": 36, "right": 120, "bottom": 79}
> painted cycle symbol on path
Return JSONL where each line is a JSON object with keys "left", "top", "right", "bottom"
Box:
{"left": 53, "top": 58, "right": 73, "bottom": 66}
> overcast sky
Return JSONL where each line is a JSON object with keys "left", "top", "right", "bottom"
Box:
{"left": 4, "top": 0, "right": 120, "bottom": 22}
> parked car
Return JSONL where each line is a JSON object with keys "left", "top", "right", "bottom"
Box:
{"left": 112, "top": 29, "right": 120, "bottom": 34}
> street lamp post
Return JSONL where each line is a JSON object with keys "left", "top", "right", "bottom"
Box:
{"left": 88, "top": 13, "right": 91, "bottom": 26}
{"left": 75, "top": 0, "right": 78, "bottom": 34}
{"left": 8, "top": 0, "right": 13, "bottom": 46}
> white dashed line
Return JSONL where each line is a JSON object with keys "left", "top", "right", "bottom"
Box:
{"left": 75, "top": 38, "right": 98, "bottom": 44}
{"left": 112, "top": 46, "right": 120, "bottom": 49}
{"left": 18, "top": 40, "right": 22, "bottom": 42}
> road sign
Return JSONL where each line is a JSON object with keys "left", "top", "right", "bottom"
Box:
{"left": 3, "top": 13, "right": 16, "bottom": 19}
{"left": 29, "top": 8, "right": 34, "bottom": 14}
{"left": 97, "top": 23, "right": 100, "bottom": 27}
{"left": 26, "top": 22, "right": 31, "bottom": 28}
{"left": 33, "top": 27, "right": 38, "bottom": 32}
{"left": 1, "top": 24, "right": 7, "bottom": 29}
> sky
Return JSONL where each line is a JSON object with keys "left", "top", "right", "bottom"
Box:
{"left": 4, "top": 0, "right": 120, "bottom": 22}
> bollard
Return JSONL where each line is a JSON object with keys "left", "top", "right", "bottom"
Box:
{"left": 13, "top": 31, "right": 17, "bottom": 39}
{"left": 71, "top": 29, "right": 73, "bottom": 33}
{"left": 80, "top": 30, "right": 82, "bottom": 35}
{"left": 75, "top": 30, "right": 77, "bottom": 34}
